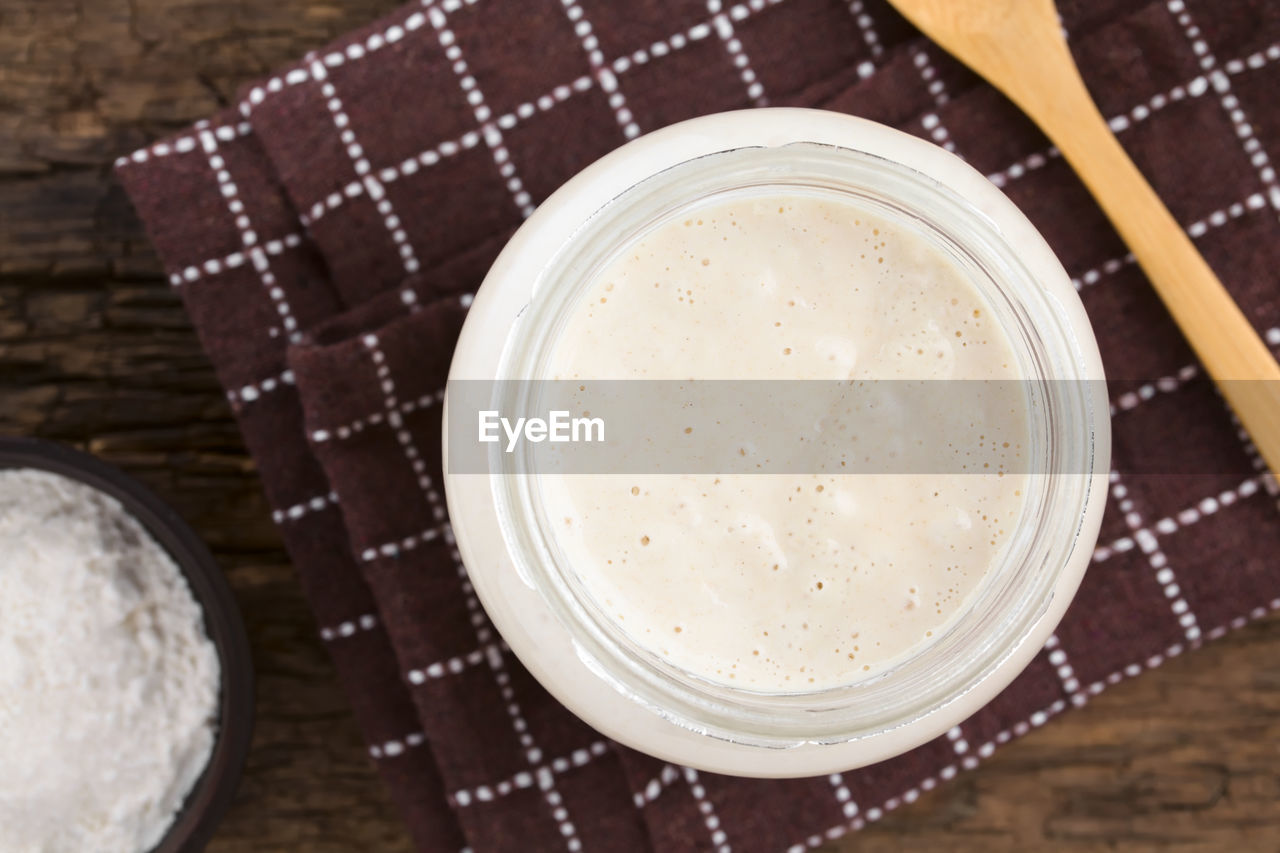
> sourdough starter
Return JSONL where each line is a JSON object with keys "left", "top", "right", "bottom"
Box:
{"left": 541, "top": 194, "right": 1031, "bottom": 690}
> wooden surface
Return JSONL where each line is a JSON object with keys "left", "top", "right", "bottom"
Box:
{"left": 2, "top": 2, "right": 1278, "bottom": 850}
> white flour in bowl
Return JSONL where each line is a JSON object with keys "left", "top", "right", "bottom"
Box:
{"left": 0, "top": 468, "right": 221, "bottom": 853}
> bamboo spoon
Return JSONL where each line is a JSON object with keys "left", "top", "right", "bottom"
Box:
{"left": 885, "top": 0, "right": 1280, "bottom": 476}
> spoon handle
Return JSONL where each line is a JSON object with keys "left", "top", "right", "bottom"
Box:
{"left": 1017, "top": 40, "right": 1280, "bottom": 474}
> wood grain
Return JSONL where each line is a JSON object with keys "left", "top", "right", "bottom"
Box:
{"left": 1, "top": 1, "right": 1277, "bottom": 850}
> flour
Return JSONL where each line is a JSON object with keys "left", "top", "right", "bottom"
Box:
{"left": 0, "top": 469, "right": 221, "bottom": 853}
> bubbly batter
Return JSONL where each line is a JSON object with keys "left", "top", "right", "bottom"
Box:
{"left": 541, "top": 194, "right": 1030, "bottom": 691}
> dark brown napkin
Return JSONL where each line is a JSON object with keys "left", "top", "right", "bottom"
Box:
{"left": 116, "top": 0, "right": 1280, "bottom": 849}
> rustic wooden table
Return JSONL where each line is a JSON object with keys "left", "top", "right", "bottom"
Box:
{"left": 3, "top": 1, "right": 1279, "bottom": 850}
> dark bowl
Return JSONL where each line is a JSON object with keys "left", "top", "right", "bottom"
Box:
{"left": 0, "top": 436, "right": 254, "bottom": 853}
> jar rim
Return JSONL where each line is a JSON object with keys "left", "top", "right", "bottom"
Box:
{"left": 443, "top": 108, "right": 1109, "bottom": 777}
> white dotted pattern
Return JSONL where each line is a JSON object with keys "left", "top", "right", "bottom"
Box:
{"left": 299, "top": 76, "right": 593, "bottom": 226}
{"left": 1071, "top": 191, "right": 1268, "bottom": 291}
{"left": 426, "top": 5, "right": 536, "bottom": 219}
{"left": 320, "top": 612, "right": 379, "bottom": 641}
{"left": 234, "top": 5, "right": 848, "bottom": 230}
{"left": 1222, "top": 382, "right": 1280, "bottom": 522}
{"left": 983, "top": 37, "right": 1274, "bottom": 194}
{"left": 1109, "top": 74, "right": 1209, "bottom": 135}
{"left": 298, "top": 178, "right": 364, "bottom": 227}
{"left": 198, "top": 129, "right": 302, "bottom": 344}
{"left": 230, "top": 0, "right": 803, "bottom": 124}
{"left": 358, "top": 329, "right": 582, "bottom": 846}
{"left": 827, "top": 773, "right": 860, "bottom": 820}
{"left": 125, "top": 0, "right": 817, "bottom": 234}
{"left": 1043, "top": 633, "right": 1088, "bottom": 707}
{"left": 1110, "top": 364, "right": 1199, "bottom": 417}
{"left": 847, "top": 1, "right": 884, "bottom": 60}
{"left": 912, "top": 41, "right": 958, "bottom": 159}
{"left": 1070, "top": 251, "right": 1136, "bottom": 290}
{"left": 360, "top": 334, "right": 446, "bottom": 520}
{"left": 311, "top": 387, "right": 445, "bottom": 444}
{"left": 449, "top": 535, "right": 584, "bottom": 849}
{"left": 784, "top": 703, "right": 1073, "bottom": 850}
{"left": 1167, "top": 3, "right": 1280, "bottom": 213}
{"left": 407, "top": 642, "right": 503, "bottom": 684}
{"left": 708, "top": 1, "right": 768, "bottom": 105}
{"left": 226, "top": 368, "right": 295, "bottom": 406}
{"left": 451, "top": 741, "right": 609, "bottom": 808}
{"left": 1094, "top": 476, "right": 1262, "bottom": 566}
{"left": 559, "top": 0, "right": 641, "bottom": 138}
{"left": 121, "top": 24, "right": 1280, "bottom": 251}
{"left": 784, "top": 594, "right": 1280, "bottom": 850}
{"left": 1185, "top": 190, "right": 1270, "bottom": 237}
{"left": 1111, "top": 471, "right": 1202, "bottom": 642}
{"left": 683, "top": 766, "right": 731, "bottom": 853}
{"left": 272, "top": 490, "right": 340, "bottom": 524}
{"left": 920, "top": 112, "right": 956, "bottom": 155}
{"left": 169, "top": 232, "right": 305, "bottom": 288}
{"left": 240, "top": 9, "right": 433, "bottom": 116}
{"left": 988, "top": 72, "right": 1203, "bottom": 188}
{"left": 912, "top": 46, "right": 950, "bottom": 108}
{"left": 610, "top": 18, "right": 715, "bottom": 75}
{"left": 987, "top": 147, "right": 1061, "bottom": 190}
{"left": 358, "top": 522, "right": 450, "bottom": 563}
{"left": 1231, "top": 415, "right": 1280, "bottom": 502}
{"left": 368, "top": 730, "right": 427, "bottom": 759}
{"left": 989, "top": 38, "right": 1280, "bottom": 190}
{"left": 116, "top": 121, "right": 252, "bottom": 168}
{"left": 309, "top": 60, "right": 422, "bottom": 274}
{"left": 632, "top": 763, "right": 682, "bottom": 808}
{"left": 989, "top": 73, "right": 1205, "bottom": 188}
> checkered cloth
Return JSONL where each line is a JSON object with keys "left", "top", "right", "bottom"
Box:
{"left": 116, "top": 0, "right": 1280, "bottom": 849}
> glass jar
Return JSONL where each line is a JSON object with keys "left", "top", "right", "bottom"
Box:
{"left": 443, "top": 108, "right": 1109, "bottom": 777}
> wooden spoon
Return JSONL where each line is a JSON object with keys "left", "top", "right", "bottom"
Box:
{"left": 885, "top": 0, "right": 1280, "bottom": 476}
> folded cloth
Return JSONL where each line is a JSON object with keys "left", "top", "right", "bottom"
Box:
{"left": 116, "top": 0, "right": 1280, "bottom": 849}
